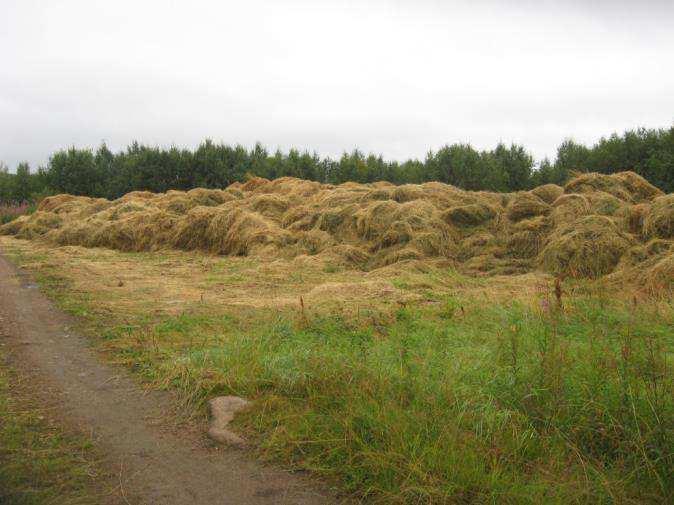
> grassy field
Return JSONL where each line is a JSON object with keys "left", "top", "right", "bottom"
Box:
{"left": 1, "top": 236, "right": 672, "bottom": 504}
{"left": 0, "top": 351, "right": 105, "bottom": 504}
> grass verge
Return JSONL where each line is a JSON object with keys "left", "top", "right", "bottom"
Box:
{"left": 0, "top": 351, "right": 105, "bottom": 504}
{"left": 2, "top": 239, "right": 672, "bottom": 503}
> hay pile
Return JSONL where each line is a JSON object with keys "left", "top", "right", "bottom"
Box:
{"left": 2, "top": 171, "right": 672, "bottom": 292}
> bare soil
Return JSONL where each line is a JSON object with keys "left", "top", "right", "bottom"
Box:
{"left": 0, "top": 254, "right": 338, "bottom": 504}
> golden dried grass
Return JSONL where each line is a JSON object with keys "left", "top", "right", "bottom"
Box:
{"left": 539, "top": 216, "right": 633, "bottom": 278}
{"left": 643, "top": 194, "right": 674, "bottom": 238}
{"left": 1, "top": 172, "right": 672, "bottom": 288}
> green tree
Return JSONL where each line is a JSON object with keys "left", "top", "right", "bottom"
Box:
{"left": 0, "top": 161, "right": 11, "bottom": 202}
{"left": 13, "top": 162, "right": 33, "bottom": 201}
{"left": 48, "top": 148, "right": 102, "bottom": 196}
{"left": 554, "top": 139, "right": 590, "bottom": 179}
{"left": 493, "top": 143, "right": 534, "bottom": 190}
{"left": 427, "top": 144, "right": 507, "bottom": 191}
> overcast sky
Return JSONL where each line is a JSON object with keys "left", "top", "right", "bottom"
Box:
{"left": 1, "top": 0, "right": 673, "bottom": 170}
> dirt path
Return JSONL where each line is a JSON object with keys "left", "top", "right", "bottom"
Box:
{"left": 0, "top": 254, "right": 338, "bottom": 504}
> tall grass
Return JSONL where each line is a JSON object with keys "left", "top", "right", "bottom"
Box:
{"left": 99, "top": 294, "right": 673, "bottom": 503}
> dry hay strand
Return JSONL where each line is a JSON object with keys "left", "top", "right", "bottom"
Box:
{"left": 266, "top": 177, "right": 324, "bottom": 199}
{"left": 38, "top": 195, "right": 113, "bottom": 221}
{"left": 410, "top": 230, "right": 456, "bottom": 257}
{"left": 612, "top": 171, "right": 663, "bottom": 202}
{"left": 14, "top": 212, "right": 63, "bottom": 240}
{"left": 470, "top": 190, "right": 507, "bottom": 207}
{"left": 530, "top": 184, "right": 563, "bottom": 204}
{"left": 172, "top": 206, "right": 226, "bottom": 251}
{"left": 172, "top": 204, "right": 285, "bottom": 256}
{"left": 644, "top": 238, "right": 673, "bottom": 256}
{"left": 643, "top": 194, "right": 674, "bottom": 239}
{"left": 281, "top": 206, "right": 319, "bottom": 231}
{"left": 462, "top": 254, "right": 531, "bottom": 276}
{"left": 249, "top": 194, "right": 290, "bottom": 219}
{"left": 124, "top": 210, "right": 177, "bottom": 251}
{"left": 619, "top": 239, "right": 673, "bottom": 268}
{"left": 376, "top": 246, "right": 423, "bottom": 267}
{"left": 186, "top": 188, "right": 237, "bottom": 207}
{"left": 297, "top": 229, "right": 334, "bottom": 255}
{"left": 240, "top": 176, "right": 270, "bottom": 192}
{"left": 442, "top": 203, "right": 497, "bottom": 227}
{"left": 119, "top": 190, "right": 157, "bottom": 201}
{"left": 4, "top": 171, "right": 671, "bottom": 283}
{"left": 564, "top": 171, "right": 661, "bottom": 203}
{"left": 76, "top": 210, "right": 175, "bottom": 252}
{"left": 506, "top": 192, "right": 551, "bottom": 221}
{"left": 539, "top": 215, "right": 634, "bottom": 278}
{"left": 158, "top": 194, "right": 194, "bottom": 215}
{"left": 206, "top": 207, "right": 288, "bottom": 256}
{"left": 379, "top": 221, "right": 414, "bottom": 250}
{"left": 371, "top": 181, "right": 395, "bottom": 188}
{"left": 625, "top": 203, "right": 651, "bottom": 235}
{"left": 0, "top": 215, "right": 31, "bottom": 235}
{"left": 318, "top": 244, "right": 371, "bottom": 267}
{"left": 564, "top": 172, "right": 632, "bottom": 202}
{"left": 356, "top": 201, "right": 402, "bottom": 240}
{"left": 549, "top": 194, "right": 591, "bottom": 225}
{"left": 316, "top": 205, "right": 357, "bottom": 234}
{"left": 392, "top": 185, "right": 425, "bottom": 203}
{"left": 360, "top": 187, "right": 394, "bottom": 202}
{"left": 303, "top": 280, "right": 407, "bottom": 305}
{"left": 358, "top": 200, "right": 453, "bottom": 253}
{"left": 419, "top": 181, "right": 471, "bottom": 208}
{"left": 105, "top": 200, "right": 153, "bottom": 220}
{"left": 641, "top": 253, "right": 674, "bottom": 295}
{"left": 37, "top": 194, "right": 81, "bottom": 212}
{"left": 457, "top": 232, "right": 498, "bottom": 261}
{"left": 225, "top": 187, "right": 244, "bottom": 199}
{"left": 51, "top": 218, "right": 105, "bottom": 248}
{"left": 613, "top": 250, "right": 674, "bottom": 296}
{"left": 586, "top": 191, "right": 625, "bottom": 216}
{"left": 316, "top": 187, "right": 364, "bottom": 207}
{"left": 506, "top": 216, "right": 551, "bottom": 259}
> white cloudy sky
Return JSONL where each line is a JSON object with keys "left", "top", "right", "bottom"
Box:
{"left": 1, "top": 0, "right": 673, "bottom": 169}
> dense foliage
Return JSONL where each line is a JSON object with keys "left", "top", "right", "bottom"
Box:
{"left": 0, "top": 126, "right": 672, "bottom": 203}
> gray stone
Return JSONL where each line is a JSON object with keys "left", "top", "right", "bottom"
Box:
{"left": 207, "top": 395, "right": 251, "bottom": 446}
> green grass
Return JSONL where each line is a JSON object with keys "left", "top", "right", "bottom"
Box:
{"left": 0, "top": 355, "right": 104, "bottom": 504}
{"left": 3, "top": 243, "right": 672, "bottom": 503}
{"left": 95, "top": 296, "right": 673, "bottom": 503}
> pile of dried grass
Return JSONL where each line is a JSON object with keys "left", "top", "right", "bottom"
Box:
{"left": 644, "top": 194, "right": 674, "bottom": 238}
{"left": 506, "top": 193, "right": 551, "bottom": 221}
{"left": 564, "top": 171, "right": 661, "bottom": 203}
{"left": 539, "top": 216, "right": 633, "bottom": 278}
{"left": 530, "top": 184, "right": 563, "bottom": 204}
{"left": 2, "top": 171, "right": 672, "bottom": 288}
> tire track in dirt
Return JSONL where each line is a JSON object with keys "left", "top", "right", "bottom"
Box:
{"left": 0, "top": 254, "right": 337, "bottom": 504}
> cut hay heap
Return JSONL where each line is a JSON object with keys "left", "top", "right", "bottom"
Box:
{"left": 2, "top": 171, "right": 673, "bottom": 291}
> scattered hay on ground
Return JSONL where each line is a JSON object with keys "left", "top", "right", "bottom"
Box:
{"left": 539, "top": 216, "right": 633, "bottom": 278}
{"left": 564, "top": 171, "right": 662, "bottom": 203}
{"left": 643, "top": 194, "right": 674, "bottom": 239}
{"left": 1, "top": 172, "right": 672, "bottom": 287}
{"left": 549, "top": 194, "right": 591, "bottom": 225}
{"left": 442, "top": 204, "right": 496, "bottom": 227}
{"left": 530, "top": 184, "right": 563, "bottom": 204}
{"left": 506, "top": 193, "right": 551, "bottom": 221}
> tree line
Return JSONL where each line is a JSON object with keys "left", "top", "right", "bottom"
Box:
{"left": 1, "top": 125, "right": 672, "bottom": 204}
